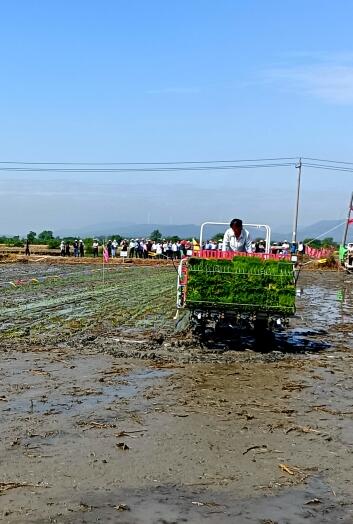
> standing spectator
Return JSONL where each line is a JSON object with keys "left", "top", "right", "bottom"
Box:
{"left": 120, "top": 240, "right": 128, "bottom": 257}
{"left": 111, "top": 239, "right": 118, "bottom": 257}
{"left": 65, "top": 241, "right": 71, "bottom": 256}
{"left": 92, "top": 239, "right": 99, "bottom": 257}
{"left": 162, "top": 240, "right": 168, "bottom": 257}
{"left": 60, "top": 240, "right": 65, "bottom": 256}
{"left": 133, "top": 239, "right": 138, "bottom": 258}
{"left": 137, "top": 240, "right": 144, "bottom": 258}
{"left": 146, "top": 239, "right": 153, "bottom": 257}
{"left": 73, "top": 239, "right": 79, "bottom": 257}
{"left": 176, "top": 241, "right": 182, "bottom": 259}
{"left": 107, "top": 240, "right": 112, "bottom": 258}
{"left": 129, "top": 239, "right": 135, "bottom": 258}
{"left": 172, "top": 242, "right": 178, "bottom": 259}
{"left": 167, "top": 241, "right": 173, "bottom": 259}
{"left": 156, "top": 243, "right": 162, "bottom": 258}
{"left": 282, "top": 240, "right": 290, "bottom": 255}
{"left": 25, "top": 239, "right": 30, "bottom": 256}
{"left": 79, "top": 240, "right": 85, "bottom": 257}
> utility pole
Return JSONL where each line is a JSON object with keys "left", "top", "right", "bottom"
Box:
{"left": 292, "top": 157, "right": 302, "bottom": 245}
{"left": 341, "top": 191, "right": 353, "bottom": 246}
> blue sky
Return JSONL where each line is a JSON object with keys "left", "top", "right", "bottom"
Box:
{"left": 1, "top": 1, "right": 353, "bottom": 234}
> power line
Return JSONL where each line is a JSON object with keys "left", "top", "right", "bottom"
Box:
{"left": 303, "top": 156, "right": 353, "bottom": 166}
{"left": 0, "top": 157, "right": 353, "bottom": 174}
{"left": 305, "top": 221, "right": 346, "bottom": 246}
{"left": 302, "top": 162, "right": 353, "bottom": 173}
{"left": 0, "top": 157, "right": 298, "bottom": 166}
{"left": 0, "top": 162, "right": 296, "bottom": 173}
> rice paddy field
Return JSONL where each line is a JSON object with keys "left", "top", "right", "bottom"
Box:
{"left": 0, "top": 263, "right": 177, "bottom": 348}
{"left": 1, "top": 260, "right": 353, "bottom": 523}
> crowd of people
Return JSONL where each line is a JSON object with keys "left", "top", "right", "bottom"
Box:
{"left": 51, "top": 236, "right": 306, "bottom": 259}
{"left": 108, "top": 239, "right": 194, "bottom": 259}
{"left": 56, "top": 238, "right": 195, "bottom": 259}
{"left": 269, "top": 240, "right": 306, "bottom": 256}
{"left": 59, "top": 239, "right": 85, "bottom": 257}
{"left": 27, "top": 218, "right": 307, "bottom": 260}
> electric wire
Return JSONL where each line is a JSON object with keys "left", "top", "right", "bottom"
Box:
{"left": 0, "top": 162, "right": 296, "bottom": 173}
{"left": 303, "top": 157, "right": 353, "bottom": 166}
{"left": 304, "top": 221, "right": 347, "bottom": 246}
{"left": 0, "top": 157, "right": 353, "bottom": 174}
{"left": 0, "top": 157, "right": 298, "bottom": 165}
{"left": 302, "top": 163, "right": 353, "bottom": 173}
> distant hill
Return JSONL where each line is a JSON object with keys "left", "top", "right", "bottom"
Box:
{"left": 272, "top": 219, "right": 347, "bottom": 243}
{"left": 57, "top": 219, "right": 349, "bottom": 242}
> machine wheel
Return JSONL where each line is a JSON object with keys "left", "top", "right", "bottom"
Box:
{"left": 175, "top": 310, "right": 191, "bottom": 333}
{"left": 254, "top": 316, "right": 274, "bottom": 352}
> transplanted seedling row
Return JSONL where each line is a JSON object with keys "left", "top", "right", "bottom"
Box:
{"left": 0, "top": 265, "right": 177, "bottom": 344}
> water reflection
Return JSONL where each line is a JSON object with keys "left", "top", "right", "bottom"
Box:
{"left": 297, "top": 273, "right": 353, "bottom": 327}
{"left": 295, "top": 273, "right": 353, "bottom": 351}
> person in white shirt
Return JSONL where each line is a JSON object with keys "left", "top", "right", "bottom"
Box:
{"left": 92, "top": 240, "right": 99, "bottom": 258}
{"left": 111, "top": 239, "right": 118, "bottom": 257}
{"left": 222, "top": 218, "right": 252, "bottom": 253}
{"left": 129, "top": 239, "right": 136, "bottom": 258}
{"left": 281, "top": 240, "right": 290, "bottom": 255}
{"left": 171, "top": 242, "right": 178, "bottom": 259}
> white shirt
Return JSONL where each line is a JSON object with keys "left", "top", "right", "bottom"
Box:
{"left": 222, "top": 228, "right": 252, "bottom": 253}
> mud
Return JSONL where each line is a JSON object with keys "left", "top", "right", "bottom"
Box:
{"left": 1, "top": 263, "right": 353, "bottom": 523}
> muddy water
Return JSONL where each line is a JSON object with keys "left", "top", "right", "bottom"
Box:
{"left": 1, "top": 264, "right": 353, "bottom": 522}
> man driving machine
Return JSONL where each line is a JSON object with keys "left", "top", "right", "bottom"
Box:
{"left": 222, "top": 218, "right": 252, "bottom": 253}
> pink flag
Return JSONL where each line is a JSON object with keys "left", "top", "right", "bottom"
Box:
{"left": 103, "top": 247, "right": 109, "bottom": 263}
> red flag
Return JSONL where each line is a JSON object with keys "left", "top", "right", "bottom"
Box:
{"left": 103, "top": 247, "right": 109, "bottom": 263}
{"left": 348, "top": 218, "right": 353, "bottom": 225}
